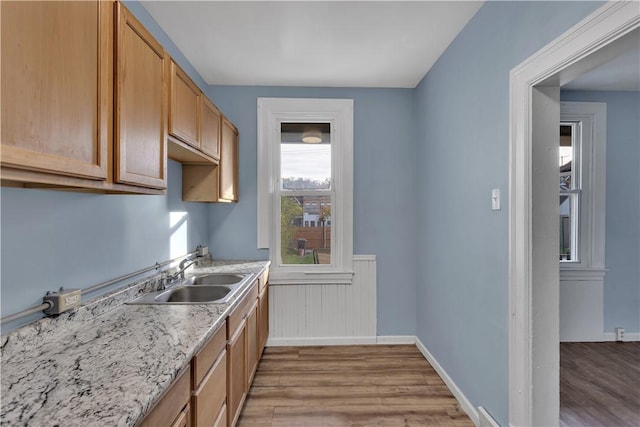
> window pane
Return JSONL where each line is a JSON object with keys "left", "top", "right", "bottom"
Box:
{"left": 281, "top": 122, "right": 331, "bottom": 190}
{"left": 281, "top": 194, "right": 332, "bottom": 265}
{"left": 559, "top": 124, "right": 573, "bottom": 190}
{"left": 559, "top": 194, "right": 578, "bottom": 262}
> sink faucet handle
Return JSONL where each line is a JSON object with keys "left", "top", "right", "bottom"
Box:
{"left": 159, "top": 271, "right": 170, "bottom": 290}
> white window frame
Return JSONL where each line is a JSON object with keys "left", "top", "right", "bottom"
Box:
{"left": 560, "top": 101, "right": 607, "bottom": 275}
{"left": 257, "top": 98, "right": 354, "bottom": 284}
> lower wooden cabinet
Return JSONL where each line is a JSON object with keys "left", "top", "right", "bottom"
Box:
{"left": 258, "top": 284, "right": 269, "bottom": 358}
{"left": 138, "top": 269, "right": 269, "bottom": 427}
{"left": 246, "top": 301, "right": 259, "bottom": 388}
{"left": 213, "top": 404, "right": 227, "bottom": 427}
{"left": 191, "top": 322, "right": 227, "bottom": 427}
{"left": 192, "top": 350, "right": 226, "bottom": 427}
{"left": 227, "top": 320, "right": 247, "bottom": 427}
{"left": 171, "top": 405, "right": 191, "bottom": 427}
{"left": 139, "top": 367, "right": 191, "bottom": 427}
{"left": 226, "top": 278, "right": 260, "bottom": 427}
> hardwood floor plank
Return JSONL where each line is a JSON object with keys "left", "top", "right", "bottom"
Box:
{"left": 271, "top": 404, "right": 474, "bottom": 427}
{"left": 274, "top": 371, "right": 431, "bottom": 387}
{"left": 238, "top": 345, "right": 473, "bottom": 427}
{"left": 246, "top": 385, "right": 382, "bottom": 407}
{"left": 560, "top": 342, "right": 640, "bottom": 427}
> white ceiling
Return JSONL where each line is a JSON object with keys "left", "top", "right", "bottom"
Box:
{"left": 141, "top": 1, "right": 484, "bottom": 88}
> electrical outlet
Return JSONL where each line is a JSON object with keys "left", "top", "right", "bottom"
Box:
{"left": 615, "top": 327, "right": 625, "bottom": 342}
{"left": 43, "top": 288, "right": 82, "bottom": 315}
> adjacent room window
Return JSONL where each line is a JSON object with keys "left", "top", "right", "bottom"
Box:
{"left": 559, "top": 123, "right": 580, "bottom": 261}
{"left": 257, "top": 98, "right": 354, "bottom": 284}
{"left": 559, "top": 101, "right": 606, "bottom": 271}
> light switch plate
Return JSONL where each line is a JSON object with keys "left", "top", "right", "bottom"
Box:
{"left": 491, "top": 188, "right": 501, "bottom": 210}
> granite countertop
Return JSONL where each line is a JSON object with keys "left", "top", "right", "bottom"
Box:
{"left": 0, "top": 259, "right": 269, "bottom": 427}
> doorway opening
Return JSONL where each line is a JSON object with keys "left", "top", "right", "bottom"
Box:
{"left": 508, "top": 3, "right": 639, "bottom": 426}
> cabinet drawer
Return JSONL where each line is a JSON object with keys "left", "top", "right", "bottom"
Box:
{"left": 139, "top": 367, "right": 190, "bottom": 427}
{"left": 227, "top": 280, "right": 258, "bottom": 338}
{"left": 192, "top": 350, "right": 226, "bottom": 427}
{"left": 192, "top": 321, "right": 226, "bottom": 388}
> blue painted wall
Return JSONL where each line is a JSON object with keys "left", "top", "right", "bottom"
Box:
{"left": 1, "top": 161, "right": 209, "bottom": 333}
{"left": 561, "top": 90, "right": 640, "bottom": 333}
{"left": 205, "top": 85, "right": 418, "bottom": 336}
{"left": 413, "top": 1, "right": 603, "bottom": 424}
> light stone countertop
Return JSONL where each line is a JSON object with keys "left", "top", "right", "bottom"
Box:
{"left": 0, "top": 259, "right": 269, "bottom": 427}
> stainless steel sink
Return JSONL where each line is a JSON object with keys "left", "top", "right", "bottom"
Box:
{"left": 127, "top": 272, "right": 251, "bottom": 305}
{"left": 157, "top": 285, "right": 233, "bottom": 303}
{"left": 184, "top": 273, "right": 246, "bottom": 286}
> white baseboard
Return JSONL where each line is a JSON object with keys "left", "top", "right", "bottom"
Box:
{"left": 603, "top": 332, "right": 640, "bottom": 342}
{"left": 478, "top": 406, "right": 500, "bottom": 427}
{"left": 267, "top": 335, "right": 421, "bottom": 347}
{"left": 376, "top": 335, "right": 416, "bottom": 344}
{"left": 415, "top": 337, "right": 480, "bottom": 426}
{"left": 266, "top": 336, "right": 377, "bottom": 346}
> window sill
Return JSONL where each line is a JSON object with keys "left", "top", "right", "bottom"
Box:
{"left": 560, "top": 267, "right": 607, "bottom": 281}
{"left": 269, "top": 269, "right": 354, "bottom": 285}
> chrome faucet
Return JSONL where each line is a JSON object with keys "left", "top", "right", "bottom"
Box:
{"left": 170, "top": 256, "right": 199, "bottom": 282}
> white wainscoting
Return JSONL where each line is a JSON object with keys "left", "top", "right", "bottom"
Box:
{"left": 267, "top": 255, "right": 376, "bottom": 346}
{"left": 559, "top": 269, "right": 606, "bottom": 342}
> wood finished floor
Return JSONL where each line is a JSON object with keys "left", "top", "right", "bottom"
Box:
{"left": 237, "top": 345, "right": 473, "bottom": 427}
{"left": 560, "top": 342, "right": 640, "bottom": 427}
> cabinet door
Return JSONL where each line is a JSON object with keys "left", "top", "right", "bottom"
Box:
{"left": 227, "top": 322, "right": 246, "bottom": 427}
{"left": 192, "top": 350, "right": 226, "bottom": 427}
{"left": 258, "top": 285, "right": 269, "bottom": 358}
{"left": 169, "top": 61, "right": 200, "bottom": 148}
{"left": 115, "top": 3, "right": 167, "bottom": 189}
{"left": 201, "top": 97, "right": 221, "bottom": 160}
{"left": 219, "top": 117, "right": 238, "bottom": 202}
{"left": 1, "top": 0, "right": 110, "bottom": 180}
{"left": 245, "top": 301, "right": 259, "bottom": 388}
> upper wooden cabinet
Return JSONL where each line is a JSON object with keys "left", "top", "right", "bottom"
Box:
{"left": 166, "top": 60, "right": 220, "bottom": 166}
{"left": 200, "top": 97, "right": 222, "bottom": 160}
{"left": 169, "top": 61, "right": 201, "bottom": 149}
{"left": 180, "top": 113, "right": 236, "bottom": 203}
{"left": 1, "top": 1, "right": 238, "bottom": 200}
{"left": 219, "top": 117, "right": 239, "bottom": 202}
{"left": 1, "top": 1, "right": 111, "bottom": 181}
{"left": 115, "top": 3, "right": 167, "bottom": 189}
{"left": 1, "top": 1, "right": 167, "bottom": 194}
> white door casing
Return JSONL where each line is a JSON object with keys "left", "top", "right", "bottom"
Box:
{"left": 508, "top": 2, "right": 639, "bottom": 426}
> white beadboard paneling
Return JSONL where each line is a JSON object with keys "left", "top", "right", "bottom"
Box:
{"left": 268, "top": 256, "right": 376, "bottom": 344}
{"left": 559, "top": 275, "right": 605, "bottom": 342}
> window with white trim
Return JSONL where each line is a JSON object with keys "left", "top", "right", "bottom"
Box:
{"left": 559, "top": 101, "right": 606, "bottom": 272}
{"left": 257, "top": 98, "right": 353, "bottom": 284}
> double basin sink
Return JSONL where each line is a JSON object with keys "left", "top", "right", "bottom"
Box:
{"left": 128, "top": 273, "right": 252, "bottom": 305}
